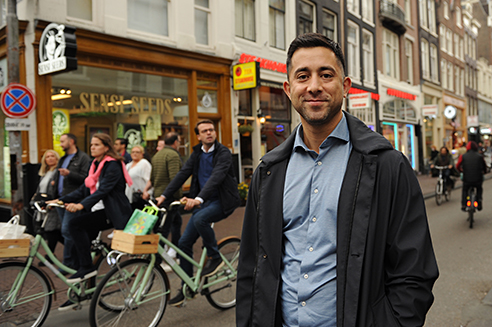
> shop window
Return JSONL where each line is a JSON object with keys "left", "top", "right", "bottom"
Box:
{"left": 269, "top": 0, "right": 285, "bottom": 49}
{"left": 197, "top": 89, "right": 218, "bottom": 114}
{"left": 382, "top": 99, "right": 417, "bottom": 122}
{"left": 51, "top": 66, "right": 190, "bottom": 160}
{"left": 128, "top": 0, "right": 169, "bottom": 36}
{"left": 236, "top": 0, "right": 256, "bottom": 41}
{"left": 67, "top": 0, "right": 92, "bottom": 21}
{"left": 238, "top": 89, "right": 253, "bottom": 117}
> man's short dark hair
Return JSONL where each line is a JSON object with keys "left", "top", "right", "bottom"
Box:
{"left": 164, "top": 132, "right": 179, "bottom": 145}
{"left": 62, "top": 133, "right": 77, "bottom": 145}
{"left": 194, "top": 120, "right": 215, "bottom": 135}
{"left": 116, "top": 138, "right": 128, "bottom": 148}
{"left": 286, "top": 33, "right": 346, "bottom": 79}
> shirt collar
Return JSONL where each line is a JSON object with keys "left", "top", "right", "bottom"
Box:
{"left": 294, "top": 111, "right": 350, "bottom": 152}
{"left": 202, "top": 143, "right": 215, "bottom": 153}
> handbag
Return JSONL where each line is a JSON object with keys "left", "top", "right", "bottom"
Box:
{"left": 123, "top": 207, "right": 159, "bottom": 235}
{"left": 0, "top": 216, "right": 27, "bottom": 240}
{"left": 132, "top": 191, "right": 143, "bottom": 204}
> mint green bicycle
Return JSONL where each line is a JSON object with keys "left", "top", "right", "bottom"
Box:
{"left": 89, "top": 201, "right": 241, "bottom": 327}
{"left": 0, "top": 202, "right": 112, "bottom": 327}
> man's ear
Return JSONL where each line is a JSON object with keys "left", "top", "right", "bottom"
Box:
{"left": 283, "top": 80, "right": 291, "bottom": 99}
{"left": 342, "top": 76, "right": 352, "bottom": 98}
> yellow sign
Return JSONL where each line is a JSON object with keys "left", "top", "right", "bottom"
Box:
{"left": 233, "top": 62, "right": 259, "bottom": 91}
{"left": 52, "top": 108, "right": 70, "bottom": 157}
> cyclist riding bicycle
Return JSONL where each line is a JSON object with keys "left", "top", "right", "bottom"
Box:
{"left": 430, "top": 146, "right": 455, "bottom": 191}
{"left": 456, "top": 141, "right": 487, "bottom": 212}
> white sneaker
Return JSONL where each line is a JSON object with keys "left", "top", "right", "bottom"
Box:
{"left": 167, "top": 247, "right": 177, "bottom": 259}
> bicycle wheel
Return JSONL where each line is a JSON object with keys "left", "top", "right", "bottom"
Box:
{"left": 469, "top": 210, "right": 474, "bottom": 228}
{"left": 89, "top": 258, "right": 169, "bottom": 327}
{"left": 0, "top": 262, "right": 52, "bottom": 327}
{"left": 435, "top": 181, "right": 443, "bottom": 206}
{"left": 205, "top": 237, "right": 241, "bottom": 310}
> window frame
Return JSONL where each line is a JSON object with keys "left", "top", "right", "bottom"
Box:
{"left": 322, "top": 8, "right": 337, "bottom": 42}
{"left": 269, "top": 0, "right": 285, "bottom": 50}
{"left": 421, "top": 39, "right": 430, "bottom": 80}
{"left": 362, "top": 0, "right": 373, "bottom": 24}
{"left": 430, "top": 44, "right": 438, "bottom": 82}
{"left": 195, "top": 0, "right": 211, "bottom": 46}
{"left": 383, "top": 28, "right": 400, "bottom": 80}
{"left": 363, "top": 29, "right": 374, "bottom": 86}
{"left": 235, "top": 0, "right": 256, "bottom": 41}
{"left": 298, "top": 0, "right": 316, "bottom": 35}
{"left": 347, "top": 21, "right": 361, "bottom": 82}
{"left": 427, "top": 0, "right": 436, "bottom": 33}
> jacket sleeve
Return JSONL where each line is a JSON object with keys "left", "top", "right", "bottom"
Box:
{"left": 385, "top": 154, "right": 439, "bottom": 326}
{"left": 196, "top": 146, "right": 233, "bottom": 201}
{"left": 236, "top": 166, "right": 260, "bottom": 327}
{"left": 79, "top": 161, "right": 124, "bottom": 211}
{"left": 167, "top": 152, "right": 183, "bottom": 199}
{"left": 66, "top": 152, "right": 90, "bottom": 185}
{"left": 456, "top": 154, "right": 463, "bottom": 172}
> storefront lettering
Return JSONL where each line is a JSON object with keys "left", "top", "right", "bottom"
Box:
{"left": 79, "top": 92, "right": 172, "bottom": 115}
{"left": 239, "top": 53, "right": 287, "bottom": 74}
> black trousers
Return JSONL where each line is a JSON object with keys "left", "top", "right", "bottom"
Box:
{"left": 158, "top": 200, "right": 182, "bottom": 248}
{"left": 462, "top": 182, "right": 483, "bottom": 208}
{"left": 68, "top": 210, "right": 112, "bottom": 269}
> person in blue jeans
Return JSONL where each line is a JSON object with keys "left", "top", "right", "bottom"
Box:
{"left": 156, "top": 120, "right": 240, "bottom": 307}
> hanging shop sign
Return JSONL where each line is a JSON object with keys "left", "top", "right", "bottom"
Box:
{"left": 422, "top": 104, "right": 438, "bottom": 116}
{"left": 238, "top": 53, "right": 287, "bottom": 74}
{"left": 233, "top": 61, "right": 260, "bottom": 91}
{"left": 38, "top": 23, "right": 77, "bottom": 75}
{"left": 1, "top": 83, "right": 37, "bottom": 118}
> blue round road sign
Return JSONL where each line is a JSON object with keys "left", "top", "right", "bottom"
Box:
{"left": 1, "top": 83, "right": 37, "bottom": 118}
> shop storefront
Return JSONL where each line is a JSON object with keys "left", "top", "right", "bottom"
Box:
{"left": 346, "top": 87, "right": 380, "bottom": 131}
{"left": 442, "top": 94, "right": 466, "bottom": 151}
{"left": 379, "top": 86, "right": 420, "bottom": 170}
{"left": 421, "top": 82, "right": 442, "bottom": 168}
{"left": 234, "top": 54, "right": 292, "bottom": 184}
{"left": 35, "top": 22, "right": 234, "bottom": 167}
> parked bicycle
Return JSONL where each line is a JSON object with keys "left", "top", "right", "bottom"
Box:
{"left": 89, "top": 200, "right": 240, "bottom": 327}
{"left": 466, "top": 186, "right": 478, "bottom": 229}
{"left": 0, "top": 201, "right": 112, "bottom": 327}
{"left": 434, "top": 166, "right": 452, "bottom": 205}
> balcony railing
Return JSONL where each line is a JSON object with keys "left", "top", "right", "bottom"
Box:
{"left": 379, "top": 0, "right": 407, "bottom": 34}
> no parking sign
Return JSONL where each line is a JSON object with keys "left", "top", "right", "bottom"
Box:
{"left": 1, "top": 83, "right": 37, "bottom": 119}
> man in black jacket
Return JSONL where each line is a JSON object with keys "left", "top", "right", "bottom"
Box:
{"left": 457, "top": 141, "right": 487, "bottom": 211}
{"left": 156, "top": 120, "right": 240, "bottom": 307}
{"left": 54, "top": 133, "right": 91, "bottom": 270}
{"left": 236, "top": 33, "right": 438, "bottom": 327}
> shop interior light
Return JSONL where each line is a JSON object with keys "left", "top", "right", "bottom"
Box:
{"left": 108, "top": 100, "right": 133, "bottom": 106}
{"left": 173, "top": 97, "right": 182, "bottom": 102}
{"left": 257, "top": 108, "right": 266, "bottom": 124}
{"left": 51, "top": 87, "right": 72, "bottom": 101}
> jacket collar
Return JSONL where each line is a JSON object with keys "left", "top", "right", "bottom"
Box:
{"left": 260, "top": 111, "right": 393, "bottom": 167}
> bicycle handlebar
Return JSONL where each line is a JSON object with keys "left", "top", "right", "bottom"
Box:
{"left": 34, "top": 201, "right": 65, "bottom": 214}
{"left": 147, "top": 199, "right": 182, "bottom": 212}
{"left": 434, "top": 166, "right": 450, "bottom": 169}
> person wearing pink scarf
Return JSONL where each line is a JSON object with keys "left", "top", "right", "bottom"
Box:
{"left": 49, "top": 133, "right": 133, "bottom": 311}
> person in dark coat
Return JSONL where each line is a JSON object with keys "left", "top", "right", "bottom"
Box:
{"left": 156, "top": 120, "right": 240, "bottom": 307}
{"left": 456, "top": 141, "right": 487, "bottom": 211}
{"left": 49, "top": 133, "right": 133, "bottom": 311}
{"left": 236, "top": 33, "right": 438, "bottom": 327}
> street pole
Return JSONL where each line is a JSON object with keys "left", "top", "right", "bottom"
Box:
{"left": 6, "top": 0, "right": 23, "bottom": 219}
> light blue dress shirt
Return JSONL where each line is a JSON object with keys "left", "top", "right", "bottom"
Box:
{"left": 281, "top": 113, "right": 352, "bottom": 327}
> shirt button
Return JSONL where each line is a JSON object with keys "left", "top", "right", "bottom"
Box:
{"left": 312, "top": 217, "right": 317, "bottom": 222}
{"left": 304, "top": 274, "right": 308, "bottom": 279}
{"left": 314, "top": 189, "right": 318, "bottom": 194}
{"left": 301, "top": 301, "right": 306, "bottom": 307}
{"left": 317, "top": 161, "right": 322, "bottom": 166}
{"left": 309, "top": 247, "right": 314, "bottom": 252}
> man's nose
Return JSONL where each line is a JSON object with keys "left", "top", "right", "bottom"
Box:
{"left": 307, "top": 76, "right": 322, "bottom": 93}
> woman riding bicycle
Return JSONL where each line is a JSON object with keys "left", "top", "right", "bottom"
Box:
{"left": 49, "top": 133, "right": 133, "bottom": 285}
{"left": 430, "top": 146, "right": 455, "bottom": 190}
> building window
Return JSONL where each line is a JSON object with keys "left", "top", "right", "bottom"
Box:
{"left": 322, "top": 9, "right": 337, "bottom": 41}
{"left": 430, "top": 44, "right": 438, "bottom": 82}
{"left": 347, "top": 22, "right": 360, "bottom": 81}
{"left": 195, "top": 0, "right": 210, "bottom": 45}
{"left": 128, "top": 0, "right": 168, "bottom": 36}
{"left": 459, "top": 37, "right": 464, "bottom": 60}
{"left": 456, "top": 7, "right": 462, "bottom": 28}
{"left": 404, "top": 0, "right": 411, "bottom": 25}
{"left": 405, "top": 39, "right": 413, "bottom": 84}
{"left": 67, "top": 0, "right": 92, "bottom": 21}
{"left": 347, "top": 0, "right": 359, "bottom": 15}
{"left": 447, "top": 62, "right": 453, "bottom": 91}
{"left": 441, "top": 59, "right": 447, "bottom": 89}
{"left": 440, "top": 25, "right": 446, "bottom": 51}
{"left": 236, "top": 0, "right": 255, "bottom": 41}
{"left": 419, "top": 0, "right": 428, "bottom": 29}
{"left": 455, "top": 65, "right": 460, "bottom": 95}
{"left": 443, "top": 1, "right": 449, "bottom": 20}
{"left": 269, "top": 0, "right": 285, "bottom": 49}
{"left": 383, "top": 28, "right": 399, "bottom": 80}
{"left": 298, "top": 0, "right": 315, "bottom": 34}
{"left": 454, "top": 33, "right": 459, "bottom": 59}
{"left": 0, "top": 1, "right": 6, "bottom": 26}
{"left": 446, "top": 29, "right": 453, "bottom": 55}
{"left": 363, "top": 29, "right": 374, "bottom": 85}
{"left": 472, "top": 38, "right": 476, "bottom": 60}
{"left": 259, "top": 84, "right": 291, "bottom": 153}
{"left": 421, "top": 39, "right": 429, "bottom": 80}
{"left": 362, "top": 0, "right": 373, "bottom": 23}
{"left": 428, "top": 0, "right": 436, "bottom": 33}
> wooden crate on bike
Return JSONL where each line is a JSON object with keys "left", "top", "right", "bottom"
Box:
{"left": 111, "top": 230, "right": 159, "bottom": 254}
{"left": 0, "top": 238, "right": 30, "bottom": 258}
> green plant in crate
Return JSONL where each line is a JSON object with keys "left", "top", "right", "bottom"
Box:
{"left": 238, "top": 182, "right": 249, "bottom": 202}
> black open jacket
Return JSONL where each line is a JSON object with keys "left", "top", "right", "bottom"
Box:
{"left": 236, "top": 113, "right": 438, "bottom": 327}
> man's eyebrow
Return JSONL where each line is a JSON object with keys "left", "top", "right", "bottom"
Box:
{"left": 293, "top": 65, "right": 337, "bottom": 76}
